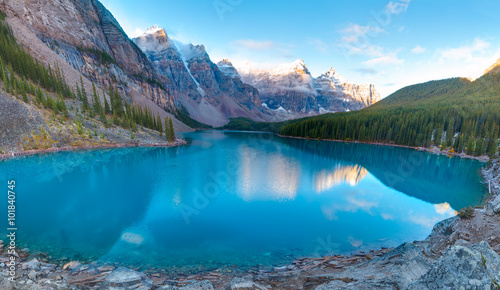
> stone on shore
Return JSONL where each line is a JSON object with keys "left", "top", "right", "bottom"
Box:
{"left": 99, "top": 267, "right": 153, "bottom": 290}
{"left": 315, "top": 242, "right": 433, "bottom": 289}
{"left": 230, "top": 276, "right": 267, "bottom": 289}
{"left": 63, "top": 261, "right": 82, "bottom": 271}
{"left": 160, "top": 280, "right": 214, "bottom": 289}
{"left": 406, "top": 241, "right": 500, "bottom": 290}
{"left": 21, "top": 258, "right": 57, "bottom": 271}
{"left": 489, "top": 194, "right": 500, "bottom": 214}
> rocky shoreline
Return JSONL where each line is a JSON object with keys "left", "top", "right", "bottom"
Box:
{"left": 0, "top": 139, "right": 187, "bottom": 161}
{"left": 1, "top": 156, "right": 499, "bottom": 290}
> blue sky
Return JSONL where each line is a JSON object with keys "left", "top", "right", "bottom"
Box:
{"left": 100, "top": 0, "right": 500, "bottom": 97}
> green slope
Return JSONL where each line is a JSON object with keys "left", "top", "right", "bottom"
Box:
{"left": 280, "top": 74, "right": 500, "bottom": 157}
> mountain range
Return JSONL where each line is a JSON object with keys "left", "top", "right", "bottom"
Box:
{"left": 132, "top": 27, "right": 381, "bottom": 127}
{"left": 239, "top": 60, "right": 380, "bottom": 114}
{"left": 0, "top": 0, "right": 380, "bottom": 130}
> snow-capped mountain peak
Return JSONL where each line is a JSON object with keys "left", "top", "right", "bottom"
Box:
{"left": 144, "top": 25, "right": 163, "bottom": 35}
{"left": 217, "top": 59, "right": 241, "bottom": 79}
{"left": 177, "top": 43, "right": 207, "bottom": 61}
{"left": 239, "top": 59, "right": 380, "bottom": 114}
{"left": 133, "top": 26, "right": 171, "bottom": 53}
{"left": 271, "top": 59, "right": 310, "bottom": 76}
{"left": 318, "top": 67, "right": 348, "bottom": 85}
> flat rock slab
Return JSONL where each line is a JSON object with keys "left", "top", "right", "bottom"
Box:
{"left": 230, "top": 277, "right": 267, "bottom": 290}
{"left": 419, "top": 211, "right": 500, "bottom": 258}
{"left": 315, "top": 242, "right": 433, "bottom": 289}
{"left": 160, "top": 280, "right": 214, "bottom": 289}
{"left": 99, "top": 267, "right": 153, "bottom": 290}
{"left": 407, "top": 241, "right": 500, "bottom": 290}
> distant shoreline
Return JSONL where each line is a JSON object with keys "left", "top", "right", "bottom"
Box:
{"left": 0, "top": 139, "right": 187, "bottom": 161}
{"left": 277, "top": 134, "right": 490, "bottom": 162}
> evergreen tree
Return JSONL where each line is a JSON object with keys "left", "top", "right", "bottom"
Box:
{"left": 165, "top": 117, "right": 171, "bottom": 142}
{"left": 80, "top": 78, "right": 90, "bottom": 111}
{"left": 21, "top": 82, "right": 28, "bottom": 103}
{"left": 167, "top": 117, "right": 175, "bottom": 142}
{"left": 157, "top": 113, "right": 163, "bottom": 136}
{"left": 104, "top": 95, "right": 111, "bottom": 115}
{"left": 476, "top": 138, "right": 485, "bottom": 156}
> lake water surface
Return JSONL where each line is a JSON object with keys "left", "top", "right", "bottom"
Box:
{"left": 0, "top": 131, "right": 489, "bottom": 271}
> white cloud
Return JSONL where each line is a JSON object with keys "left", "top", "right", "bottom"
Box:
{"left": 210, "top": 40, "right": 296, "bottom": 73}
{"left": 437, "top": 38, "right": 491, "bottom": 62}
{"left": 341, "top": 24, "right": 385, "bottom": 45}
{"left": 343, "top": 43, "right": 385, "bottom": 57}
{"left": 231, "top": 40, "right": 276, "bottom": 51}
{"left": 362, "top": 37, "right": 500, "bottom": 98}
{"left": 308, "top": 38, "right": 329, "bottom": 53}
{"left": 131, "top": 28, "right": 145, "bottom": 38}
{"left": 386, "top": 0, "right": 411, "bottom": 15}
{"left": 411, "top": 45, "right": 427, "bottom": 54}
{"left": 364, "top": 55, "right": 404, "bottom": 67}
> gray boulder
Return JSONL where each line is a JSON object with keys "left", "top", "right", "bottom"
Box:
{"left": 21, "top": 258, "right": 57, "bottom": 271}
{"left": 406, "top": 241, "right": 500, "bottom": 290}
{"left": 315, "top": 242, "right": 433, "bottom": 289}
{"left": 489, "top": 194, "right": 500, "bottom": 214}
{"left": 99, "top": 267, "right": 153, "bottom": 290}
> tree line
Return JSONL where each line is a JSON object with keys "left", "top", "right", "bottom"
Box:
{"left": 280, "top": 76, "right": 500, "bottom": 158}
{"left": 0, "top": 15, "right": 175, "bottom": 142}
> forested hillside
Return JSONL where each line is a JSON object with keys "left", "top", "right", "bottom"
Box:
{"left": 280, "top": 74, "right": 500, "bottom": 157}
{"left": 0, "top": 12, "right": 177, "bottom": 152}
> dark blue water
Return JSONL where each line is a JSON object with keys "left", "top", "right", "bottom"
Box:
{"left": 0, "top": 131, "right": 488, "bottom": 271}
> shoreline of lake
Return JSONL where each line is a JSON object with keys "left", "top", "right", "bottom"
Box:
{"left": 0, "top": 138, "right": 187, "bottom": 161}
{"left": 278, "top": 134, "right": 490, "bottom": 162}
{"left": 1, "top": 133, "right": 498, "bottom": 289}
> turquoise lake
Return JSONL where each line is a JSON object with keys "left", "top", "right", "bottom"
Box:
{"left": 0, "top": 131, "right": 489, "bottom": 271}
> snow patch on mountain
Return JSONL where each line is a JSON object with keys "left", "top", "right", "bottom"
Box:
{"left": 170, "top": 41, "right": 206, "bottom": 97}
{"left": 239, "top": 59, "right": 380, "bottom": 114}
{"left": 217, "top": 59, "right": 240, "bottom": 79}
{"left": 144, "top": 25, "right": 162, "bottom": 35}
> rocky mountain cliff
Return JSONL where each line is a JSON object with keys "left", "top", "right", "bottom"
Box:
{"left": 0, "top": 0, "right": 381, "bottom": 129}
{"left": 484, "top": 58, "right": 500, "bottom": 75}
{"left": 239, "top": 60, "right": 381, "bottom": 114}
{"left": 133, "top": 28, "right": 268, "bottom": 127}
{"left": 0, "top": 0, "right": 190, "bottom": 131}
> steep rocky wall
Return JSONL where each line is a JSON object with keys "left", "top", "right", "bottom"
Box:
{"left": 0, "top": 0, "right": 183, "bottom": 128}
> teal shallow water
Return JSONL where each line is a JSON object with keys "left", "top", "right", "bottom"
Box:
{"left": 0, "top": 131, "right": 488, "bottom": 271}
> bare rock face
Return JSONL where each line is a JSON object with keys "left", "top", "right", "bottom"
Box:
{"left": 0, "top": 0, "right": 180, "bottom": 124}
{"left": 315, "top": 242, "right": 433, "bottom": 289}
{"left": 406, "top": 241, "right": 500, "bottom": 290}
{"left": 217, "top": 59, "right": 241, "bottom": 79}
{"left": 418, "top": 210, "right": 500, "bottom": 258}
{"left": 133, "top": 28, "right": 269, "bottom": 127}
{"left": 484, "top": 58, "right": 500, "bottom": 75}
{"left": 133, "top": 27, "right": 203, "bottom": 103}
{"left": 240, "top": 60, "right": 381, "bottom": 115}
